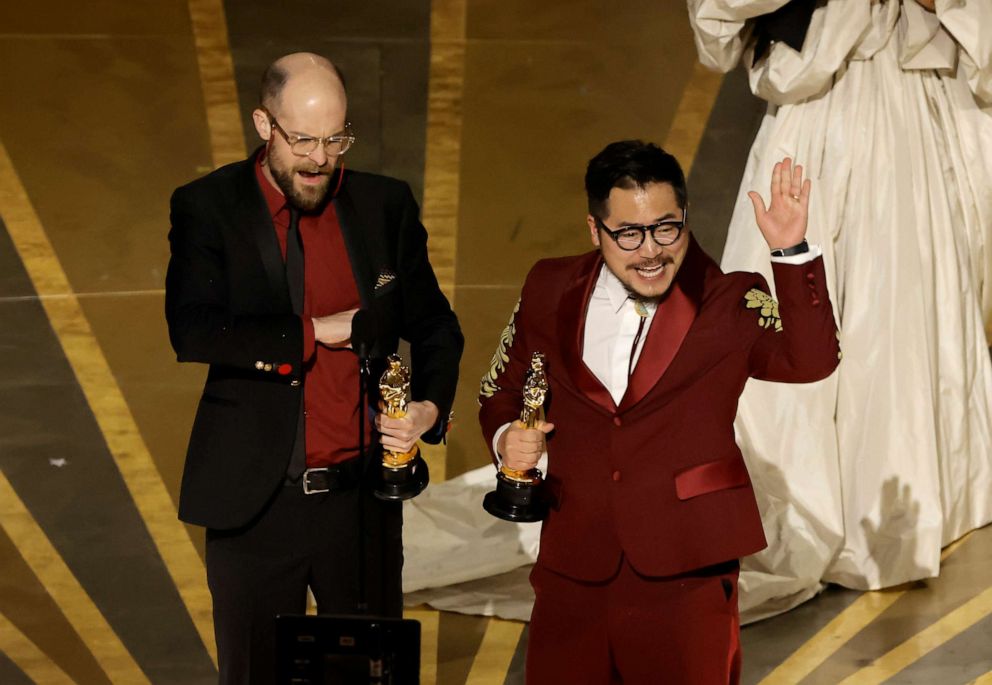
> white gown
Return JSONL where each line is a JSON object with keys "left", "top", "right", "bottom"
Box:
{"left": 689, "top": 0, "right": 992, "bottom": 620}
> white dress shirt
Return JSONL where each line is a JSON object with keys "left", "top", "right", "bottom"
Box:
{"left": 583, "top": 266, "right": 658, "bottom": 405}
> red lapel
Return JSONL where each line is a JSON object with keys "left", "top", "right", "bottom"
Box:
{"left": 556, "top": 252, "right": 617, "bottom": 414}
{"left": 618, "top": 237, "right": 709, "bottom": 412}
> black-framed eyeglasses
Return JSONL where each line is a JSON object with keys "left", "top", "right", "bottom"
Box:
{"left": 264, "top": 108, "right": 356, "bottom": 157}
{"left": 594, "top": 207, "right": 688, "bottom": 251}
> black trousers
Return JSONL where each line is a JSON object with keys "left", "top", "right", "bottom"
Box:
{"left": 206, "top": 479, "right": 403, "bottom": 684}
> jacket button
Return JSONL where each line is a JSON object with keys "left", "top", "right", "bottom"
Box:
{"left": 612, "top": 470, "right": 621, "bottom": 482}
{"left": 811, "top": 297, "right": 821, "bottom": 306}
{"left": 806, "top": 273, "right": 815, "bottom": 281}
{"left": 613, "top": 416, "right": 622, "bottom": 427}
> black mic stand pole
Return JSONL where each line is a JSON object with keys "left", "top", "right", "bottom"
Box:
{"left": 352, "top": 308, "right": 381, "bottom": 616}
{"left": 356, "top": 349, "right": 371, "bottom": 615}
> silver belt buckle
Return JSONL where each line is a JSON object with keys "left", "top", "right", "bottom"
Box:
{"left": 302, "top": 467, "right": 330, "bottom": 495}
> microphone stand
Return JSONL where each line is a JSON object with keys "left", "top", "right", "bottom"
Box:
{"left": 352, "top": 309, "right": 377, "bottom": 616}
{"left": 356, "top": 346, "right": 373, "bottom": 615}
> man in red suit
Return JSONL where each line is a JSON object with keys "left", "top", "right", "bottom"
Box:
{"left": 478, "top": 141, "right": 839, "bottom": 683}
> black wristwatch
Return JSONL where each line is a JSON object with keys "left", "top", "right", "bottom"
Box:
{"left": 770, "top": 239, "right": 809, "bottom": 257}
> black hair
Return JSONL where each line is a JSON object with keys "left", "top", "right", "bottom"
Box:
{"left": 585, "top": 140, "right": 687, "bottom": 218}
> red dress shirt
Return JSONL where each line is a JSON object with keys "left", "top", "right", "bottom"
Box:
{"left": 255, "top": 160, "right": 371, "bottom": 467}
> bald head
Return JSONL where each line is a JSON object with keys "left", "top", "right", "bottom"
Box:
{"left": 259, "top": 52, "right": 346, "bottom": 116}
{"left": 252, "top": 53, "right": 351, "bottom": 211}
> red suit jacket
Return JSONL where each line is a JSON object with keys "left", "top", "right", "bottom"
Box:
{"left": 479, "top": 237, "right": 840, "bottom": 581}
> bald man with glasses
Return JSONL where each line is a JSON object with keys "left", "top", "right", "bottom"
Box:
{"left": 166, "top": 53, "right": 462, "bottom": 683}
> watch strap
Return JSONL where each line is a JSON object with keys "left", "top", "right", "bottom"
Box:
{"left": 770, "top": 239, "right": 809, "bottom": 257}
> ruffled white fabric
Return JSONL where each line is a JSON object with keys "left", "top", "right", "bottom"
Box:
{"left": 402, "top": 463, "right": 540, "bottom": 621}
{"left": 402, "top": 463, "right": 541, "bottom": 594}
{"left": 690, "top": 0, "right": 992, "bottom": 620}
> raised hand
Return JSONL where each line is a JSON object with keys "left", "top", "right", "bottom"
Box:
{"left": 747, "top": 157, "right": 811, "bottom": 251}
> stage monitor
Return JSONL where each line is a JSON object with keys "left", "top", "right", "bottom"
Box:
{"left": 276, "top": 614, "right": 420, "bottom": 684}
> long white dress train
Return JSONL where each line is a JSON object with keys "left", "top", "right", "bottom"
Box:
{"left": 689, "top": 0, "right": 992, "bottom": 620}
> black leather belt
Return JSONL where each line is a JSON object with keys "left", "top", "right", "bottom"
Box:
{"left": 286, "top": 457, "right": 365, "bottom": 494}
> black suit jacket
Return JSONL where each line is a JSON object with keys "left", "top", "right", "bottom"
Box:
{"left": 166, "top": 151, "right": 463, "bottom": 529}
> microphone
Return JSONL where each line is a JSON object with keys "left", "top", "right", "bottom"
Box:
{"left": 351, "top": 309, "right": 378, "bottom": 361}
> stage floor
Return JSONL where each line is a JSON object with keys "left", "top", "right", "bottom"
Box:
{"left": 0, "top": 1, "right": 989, "bottom": 683}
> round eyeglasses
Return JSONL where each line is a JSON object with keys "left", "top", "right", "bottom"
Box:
{"left": 594, "top": 207, "right": 687, "bottom": 251}
{"left": 265, "top": 109, "right": 355, "bottom": 158}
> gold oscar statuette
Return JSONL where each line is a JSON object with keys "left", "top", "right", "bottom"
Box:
{"left": 373, "top": 353, "right": 430, "bottom": 500}
{"left": 483, "top": 352, "right": 550, "bottom": 521}
{"left": 502, "top": 352, "right": 548, "bottom": 483}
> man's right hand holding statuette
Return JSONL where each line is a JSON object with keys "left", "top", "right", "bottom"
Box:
{"left": 484, "top": 352, "right": 554, "bottom": 521}
{"left": 498, "top": 353, "right": 555, "bottom": 480}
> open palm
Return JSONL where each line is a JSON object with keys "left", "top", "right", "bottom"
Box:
{"left": 748, "top": 157, "right": 811, "bottom": 251}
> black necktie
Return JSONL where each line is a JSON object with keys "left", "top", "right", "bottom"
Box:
{"left": 286, "top": 206, "right": 307, "bottom": 482}
{"left": 286, "top": 207, "right": 304, "bottom": 316}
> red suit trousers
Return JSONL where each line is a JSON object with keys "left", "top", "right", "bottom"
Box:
{"left": 526, "top": 557, "right": 741, "bottom": 684}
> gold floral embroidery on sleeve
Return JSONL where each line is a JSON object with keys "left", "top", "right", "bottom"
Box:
{"left": 479, "top": 299, "right": 521, "bottom": 399}
{"left": 744, "top": 288, "right": 783, "bottom": 333}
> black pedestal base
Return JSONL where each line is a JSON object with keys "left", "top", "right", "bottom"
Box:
{"left": 374, "top": 453, "right": 429, "bottom": 501}
{"left": 483, "top": 471, "right": 548, "bottom": 522}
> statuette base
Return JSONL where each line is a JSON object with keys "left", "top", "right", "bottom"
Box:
{"left": 483, "top": 469, "right": 548, "bottom": 522}
{"left": 374, "top": 450, "right": 429, "bottom": 501}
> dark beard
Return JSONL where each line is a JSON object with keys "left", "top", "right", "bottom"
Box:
{"left": 269, "top": 158, "right": 332, "bottom": 211}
